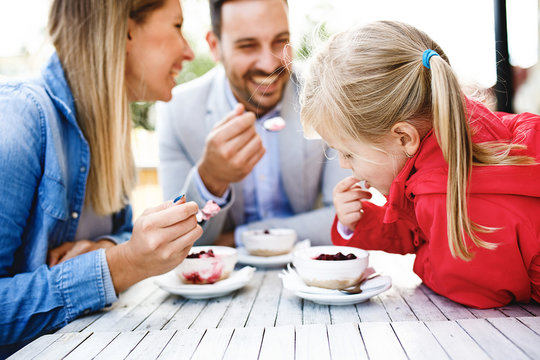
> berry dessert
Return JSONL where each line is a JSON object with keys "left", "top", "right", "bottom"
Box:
{"left": 196, "top": 200, "right": 221, "bottom": 223}
{"left": 314, "top": 252, "right": 357, "bottom": 261}
{"left": 186, "top": 249, "right": 215, "bottom": 259}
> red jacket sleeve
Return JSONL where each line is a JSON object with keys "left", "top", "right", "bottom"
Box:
{"left": 331, "top": 201, "right": 416, "bottom": 254}
{"left": 413, "top": 193, "right": 532, "bottom": 309}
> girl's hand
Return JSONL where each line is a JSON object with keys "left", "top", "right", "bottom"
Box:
{"left": 333, "top": 176, "right": 372, "bottom": 232}
{"left": 106, "top": 198, "right": 203, "bottom": 293}
{"left": 48, "top": 239, "right": 115, "bottom": 267}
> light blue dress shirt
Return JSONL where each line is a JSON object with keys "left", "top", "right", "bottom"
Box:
{"left": 0, "top": 53, "right": 131, "bottom": 357}
{"left": 194, "top": 80, "right": 293, "bottom": 244}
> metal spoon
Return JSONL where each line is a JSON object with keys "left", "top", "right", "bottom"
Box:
{"left": 339, "top": 272, "right": 381, "bottom": 294}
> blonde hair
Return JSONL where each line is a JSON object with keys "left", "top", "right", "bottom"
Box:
{"left": 48, "top": 0, "right": 164, "bottom": 215}
{"left": 301, "top": 21, "right": 533, "bottom": 261}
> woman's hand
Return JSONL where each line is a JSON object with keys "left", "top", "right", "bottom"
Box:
{"left": 48, "top": 239, "right": 116, "bottom": 267}
{"left": 333, "top": 176, "right": 372, "bottom": 232}
{"left": 106, "top": 198, "right": 203, "bottom": 293}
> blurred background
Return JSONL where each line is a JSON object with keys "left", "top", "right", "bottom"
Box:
{"left": 1, "top": 0, "right": 539, "bottom": 217}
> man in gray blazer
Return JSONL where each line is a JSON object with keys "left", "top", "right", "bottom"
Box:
{"left": 156, "top": 0, "right": 348, "bottom": 246}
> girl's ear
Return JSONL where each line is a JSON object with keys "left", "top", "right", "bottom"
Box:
{"left": 390, "top": 121, "right": 421, "bottom": 158}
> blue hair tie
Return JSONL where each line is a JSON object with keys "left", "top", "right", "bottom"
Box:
{"left": 422, "top": 49, "right": 439, "bottom": 69}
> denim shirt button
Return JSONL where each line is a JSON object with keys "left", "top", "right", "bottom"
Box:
{"left": 71, "top": 211, "right": 79, "bottom": 219}
{"left": 80, "top": 166, "right": 86, "bottom": 173}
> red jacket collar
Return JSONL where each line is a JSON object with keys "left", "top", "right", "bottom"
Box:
{"left": 382, "top": 97, "right": 540, "bottom": 223}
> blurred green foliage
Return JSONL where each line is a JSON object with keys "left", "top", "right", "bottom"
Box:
{"left": 130, "top": 53, "right": 216, "bottom": 130}
{"left": 296, "top": 23, "right": 330, "bottom": 61}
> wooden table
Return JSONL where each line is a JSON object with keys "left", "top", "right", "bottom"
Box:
{"left": 10, "top": 251, "right": 540, "bottom": 359}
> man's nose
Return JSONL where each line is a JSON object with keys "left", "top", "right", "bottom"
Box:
{"left": 255, "top": 46, "right": 282, "bottom": 74}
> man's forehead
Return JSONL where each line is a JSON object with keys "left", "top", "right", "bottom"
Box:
{"left": 220, "top": 0, "right": 289, "bottom": 34}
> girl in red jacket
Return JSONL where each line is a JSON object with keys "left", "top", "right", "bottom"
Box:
{"left": 300, "top": 20, "right": 540, "bottom": 309}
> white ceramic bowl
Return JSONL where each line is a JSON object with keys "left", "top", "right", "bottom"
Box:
{"left": 292, "top": 246, "right": 369, "bottom": 289}
{"left": 175, "top": 246, "right": 238, "bottom": 284}
{"left": 242, "top": 228, "right": 297, "bottom": 257}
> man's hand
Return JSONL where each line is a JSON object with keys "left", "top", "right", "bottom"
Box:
{"left": 333, "top": 176, "right": 372, "bottom": 232}
{"left": 198, "top": 104, "right": 266, "bottom": 196}
{"left": 48, "top": 239, "right": 115, "bottom": 267}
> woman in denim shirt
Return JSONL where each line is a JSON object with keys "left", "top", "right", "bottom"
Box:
{"left": 0, "top": 0, "right": 200, "bottom": 356}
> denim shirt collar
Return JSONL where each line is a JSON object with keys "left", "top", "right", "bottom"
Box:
{"left": 41, "top": 53, "right": 78, "bottom": 129}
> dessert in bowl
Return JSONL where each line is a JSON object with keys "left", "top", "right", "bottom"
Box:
{"left": 292, "top": 245, "right": 369, "bottom": 289}
{"left": 242, "top": 228, "right": 297, "bottom": 257}
{"left": 175, "top": 246, "right": 238, "bottom": 284}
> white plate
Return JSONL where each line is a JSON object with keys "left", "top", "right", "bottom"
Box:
{"left": 280, "top": 267, "right": 391, "bottom": 305}
{"left": 237, "top": 239, "right": 311, "bottom": 268}
{"left": 154, "top": 266, "right": 255, "bottom": 299}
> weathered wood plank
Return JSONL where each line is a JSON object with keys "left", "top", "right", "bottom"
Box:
{"left": 468, "top": 307, "right": 506, "bottom": 319}
{"left": 124, "top": 330, "right": 176, "bottom": 360}
{"left": 274, "top": 287, "right": 303, "bottom": 326}
{"left": 329, "top": 305, "right": 360, "bottom": 324}
{"left": 190, "top": 327, "right": 234, "bottom": 360}
{"left": 245, "top": 271, "right": 282, "bottom": 327}
{"left": 398, "top": 286, "right": 446, "bottom": 321}
{"left": 518, "top": 316, "right": 540, "bottom": 334}
{"left": 7, "top": 333, "right": 62, "bottom": 360}
{"left": 134, "top": 295, "right": 187, "bottom": 331}
{"left": 30, "top": 332, "right": 91, "bottom": 360}
{"left": 222, "top": 327, "right": 264, "bottom": 360}
{"left": 63, "top": 332, "right": 119, "bottom": 360}
{"left": 457, "top": 318, "right": 529, "bottom": 360}
{"left": 189, "top": 294, "right": 234, "bottom": 329}
{"left": 487, "top": 317, "right": 540, "bottom": 358}
{"left": 93, "top": 331, "right": 147, "bottom": 359}
{"left": 379, "top": 286, "right": 418, "bottom": 321}
{"left": 359, "top": 322, "right": 407, "bottom": 360}
{"left": 425, "top": 320, "right": 490, "bottom": 360}
{"left": 355, "top": 296, "right": 391, "bottom": 322}
{"left": 162, "top": 299, "right": 208, "bottom": 330}
{"left": 57, "top": 278, "right": 156, "bottom": 334}
{"left": 295, "top": 324, "right": 331, "bottom": 360}
{"left": 420, "top": 286, "right": 475, "bottom": 320}
{"left": 497, "top": 304, "right": 536, "bottom": 318}
{"left": 105, "top": 288, "right": 171, "bottom": 331}
{"left": 302, "top": 301, "right": 331, "bottom": 325}
{"left": 326, "top": 323, "right": 368, "bottom": 360}
{"left": 259, "top": 325, "right": 294, "bottom": 360}
{"left": 391, "top": 321, "right": 449, "bottom": 360}
{"left": 519, "top": 301, "right": 540, "bottom": 316}
{"left": 218, "top": 271, "right": 264, "bottom": 328}
{"left": 84, "top": 281, "right": 164, "bottom": 332}
{"left": 156, "top": 329, "right": 205, "bottom": 360}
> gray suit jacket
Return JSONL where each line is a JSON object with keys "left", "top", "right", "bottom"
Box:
{"left": 156, "top": 66, "right": 349, "bottom": 245}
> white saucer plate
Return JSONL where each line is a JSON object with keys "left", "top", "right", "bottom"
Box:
{"left": 154, "top": 266, "right": 255, "bottom": 299}
{"left": 293, "top": 276, "right": 392, "bottom": 305}
{"left": 237, "top": 239, "right": 311, "bottom": 268}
